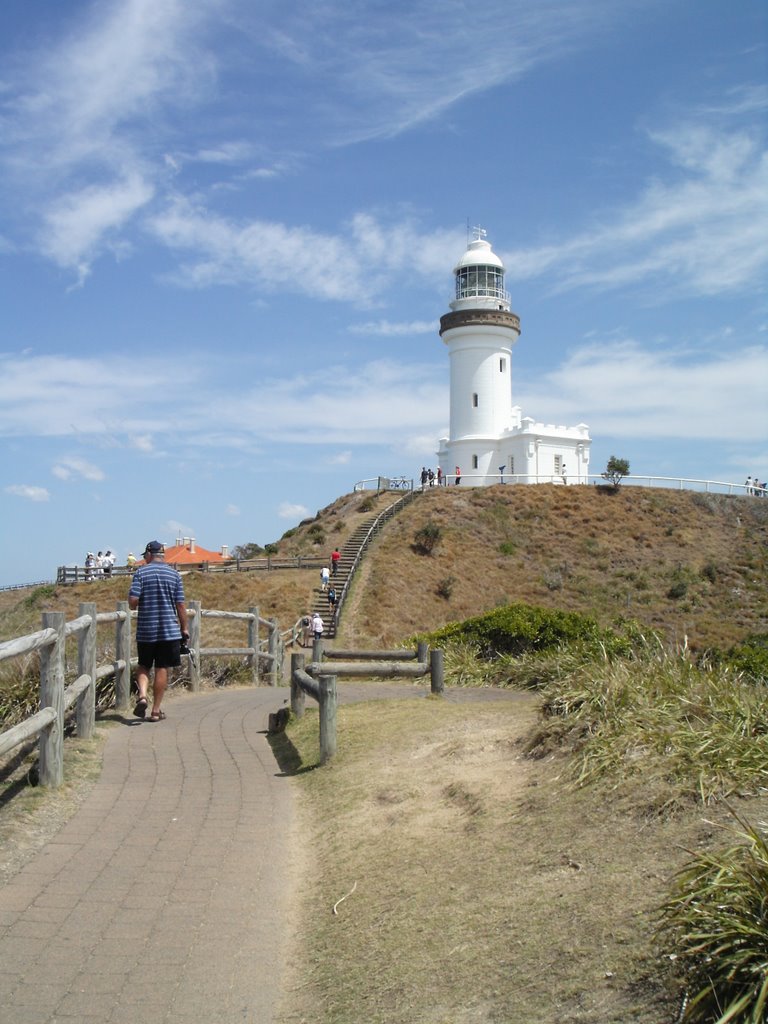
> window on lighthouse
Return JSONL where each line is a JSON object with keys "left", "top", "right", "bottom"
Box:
{"left": 500, "top": 358, "right": 506, "bottom": 373}
{"left": 472, "top": 393, "right": 478, "bottom": 407}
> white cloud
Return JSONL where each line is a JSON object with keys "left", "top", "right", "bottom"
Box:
{"left": 279, "top": 502, "right": 310, "bottom": 520}
{"left": 52, "top": 456, "right": 105, "bottom": 481}
{"left": 226, "top": 504, "right": 241, "bottom": 516}
{"left": 349, "top": 319, "right": 437, "bottom": 336}
{"left": 5, "top": 484, "right": 50, "bottom": 502}
{"left": 521, "top": 341, "right": 768, "bottom": 442}
{"left": 327, "top": 451, "right": 352, "bottom": 465}
{"left": 505, "top": 120, "right": 768, "bottom": 298}
{"left": 41, "top": 174, "right": 154, "bottom": 280}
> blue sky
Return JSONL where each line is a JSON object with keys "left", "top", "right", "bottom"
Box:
{"left": 1, "top": 0, "right": 766, "bottom": 587}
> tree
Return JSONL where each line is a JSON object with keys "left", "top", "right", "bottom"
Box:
{"left": 602, "top": 456, "right": 630, "bottom": 487}
{"left": 231, "top": 543, "right": 265, "bottom": 560}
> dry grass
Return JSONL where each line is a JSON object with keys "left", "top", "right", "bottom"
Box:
{"left": 275, "top": 695, "right": 767, "bottom": 1024}
{"left": 343, "top": 485, "right": 768, "bottom": 651}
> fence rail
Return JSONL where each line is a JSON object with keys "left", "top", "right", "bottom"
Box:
{"left": 354, "top": 473, "right": 762, "bottom": 496}
{"left": 56, "top": 554, "right": 328, "bottom": 586}
{"left": 0, "top": 601, "right": 285, "bottom": 787}
{"left": 287, "top": 640, "right": 444, "bottom": 763}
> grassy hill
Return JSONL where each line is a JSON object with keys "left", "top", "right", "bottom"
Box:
{"left": 2, "top": 484, "right": 766, "bottom": 652}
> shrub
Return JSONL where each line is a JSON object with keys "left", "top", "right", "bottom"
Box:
{"left": 498, "top": 541, "right": 516, "bottom": 556}
{"left": 436, "top": 576, "right": 455, "bottom": 600}
{"left": 413, "top": 522, "right": 442, "bottom": 555}
{"left": 358, "top": 495, "right": 375, "bottom": 513}
{"left": 667, "top": 581, "right": 689, "bottom": 600}
{"left": 657, "top": 816, "right": 768, "bottom": 1023}
{"left": 416, "top": 602, "right": 632, "bottom": 660}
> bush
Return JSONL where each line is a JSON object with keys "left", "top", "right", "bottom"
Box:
{"left": 413, "top": 522, "right": 442, "bottom": 555}
{"left": 358, "top": 495, "right": 375, "bottom": 513}
{"left": 417, "top": 602, "right": 632, "bottom": 660}
{"left": 436, "top": 576, "right": 455, "bottom": 600}
{"left": 657, "top": 816, "right": 768, "bottom": 1023}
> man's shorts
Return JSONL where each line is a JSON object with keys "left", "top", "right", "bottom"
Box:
{"left": 137, "top": 640, "right": 181, "bottom": 670}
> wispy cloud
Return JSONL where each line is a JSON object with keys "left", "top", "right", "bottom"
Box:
{"left": 520, "top": 341, "right": 768, "bottom": 442}
{"left": 349, "top": 320, "right": 437, "bottom": 336}
{"left": 279, "top": 502, "right": 310, "bottom": 519}
{"left": 505, "top": 117, "right": 768, "bottom": 298}
{"left": 5, "top": 484, "right": 50, "bottom": 502}
{"left": 52, "top": 456, "right": 105, "bottom": 481}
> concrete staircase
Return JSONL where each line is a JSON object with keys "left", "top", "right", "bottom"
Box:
{"left": 308, "top": 490, "right": 419, "bottom": 639}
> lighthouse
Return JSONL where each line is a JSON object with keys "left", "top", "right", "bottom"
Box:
{"left": 436, "top": 229, "right": 591, "bottom": 484}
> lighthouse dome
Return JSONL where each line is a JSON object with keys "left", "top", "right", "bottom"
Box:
{"left": 453, "top": 237, "right": 504, "bottom": 272}
{"left": 450, "top": 230, "right": 510, "bottom": 312}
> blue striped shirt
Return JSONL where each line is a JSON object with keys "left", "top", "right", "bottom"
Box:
{"left": 129, "top": 562, "right": 185, "bottom": 642}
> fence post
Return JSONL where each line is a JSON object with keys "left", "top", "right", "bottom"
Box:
{"left": 189, "top": 600, "right": 201, "bottom": 692}
{"left": 417, "top": 640, "right": 428, "bottom": 666}
{"left": 253, "top": 605, "right": 260, "bottom": 685}
{"left": 77, "top": 602, "right": 97, "bottom": 739}
{"left": 430, "top": 647, "right": 444, "bottom": 695}
{"left": 318, "top": 674, "right": 337, "bottom": 764}
{"left": 115, "top": 601, "right": 131, "bottom": 710}
{"left": 248, "top": 607, "right": 259, "bottom": 686}
{"left": 291, "top": 652, "right": 306, "bottom": 719}
{"left": 268, "top": 618, "right": 279, "bottom": 687}
{"left": 39, "top": 612, "right": 65, "bottom": 787}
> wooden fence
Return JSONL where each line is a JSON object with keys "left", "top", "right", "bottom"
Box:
{"left": 56, "top": 554, "right": 328, "bottom": 586}
{"left": 0, "top": 601, "right": 285, "bottom": 787}
{"left": 288, "top": 640, "right": 445, "bottom": 764}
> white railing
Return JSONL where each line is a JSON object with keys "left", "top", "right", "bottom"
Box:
{"left": 356, "top": 473, "right": 762, "bottom": 496}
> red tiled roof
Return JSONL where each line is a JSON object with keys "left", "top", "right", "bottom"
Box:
{"left": 137, "top": 544, "right": 229, "bottom": 566}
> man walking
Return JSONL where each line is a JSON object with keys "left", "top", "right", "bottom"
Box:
{"left": 129, "top": 541, "right": 188, "bottom": 722}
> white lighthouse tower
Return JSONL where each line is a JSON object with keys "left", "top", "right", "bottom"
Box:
{"left": 437, "top": 229, "right": 591, "bottom": 484}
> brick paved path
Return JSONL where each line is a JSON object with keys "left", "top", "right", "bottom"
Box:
{"left": 0, "top": 681, "right": 528, "bottom": 1023}
{"left": 0, "top": 688, "right": 295, "bottom": 1024}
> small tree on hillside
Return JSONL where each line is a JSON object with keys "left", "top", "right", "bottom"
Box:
{"left": 602, "top": 456, "right": 630, "bottom": 488}
{"left": 413, "top": 522, "right": 442, "bottom": 555}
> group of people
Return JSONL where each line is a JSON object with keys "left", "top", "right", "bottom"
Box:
{"left": 84, "top": 550, "right": 116, "bottom": 579}
{"left": 300, "top": 611, "right": 326, "bottom": 647}
{"left": 745, "top": 476, "right": 767, "bottom": 496}
{"left": 420, "top": 466, "right": 460, "bottom": 489}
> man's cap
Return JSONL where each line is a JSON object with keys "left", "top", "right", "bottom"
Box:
{"left": 144, "top": 540, "right": 164, "bottom": 553}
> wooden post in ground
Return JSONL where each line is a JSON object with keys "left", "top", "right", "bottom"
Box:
{"left": 430, "top": 647, "right": 444, "bottom": 695}
{"left": 318, "top": 674, "right": 337, "bottom": 764}
{"left": 247, "top": 606, "right": 259, "bottom": 686}
{"left": 188, "top": 600, "right": 201, "bottom": 692}
{"left": 115, "top": 601, "right": 131, "bottom": 710}
{"left": 417, "top": 640, "right": 429, "bottom": 666}
{"left": 253, "top": 606, "right": 260, "bottom": 685}
{"left": 39, "top": 612, "right": 65, "bottom": 787}
{"left": 268, "top": 618, "right": 279, "bottom": 687}
{"left": 77, "top": 602, "right": 97, "bottom": 739}
{"left": 290, "top": 653, "right": 306, "bottom": 719}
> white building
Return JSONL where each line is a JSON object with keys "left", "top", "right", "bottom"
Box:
{"left": 436, "top": 230, "right": 591, "bottom": 485}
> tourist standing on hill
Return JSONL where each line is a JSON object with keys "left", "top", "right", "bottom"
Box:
{"left": 301, "top": 613, "right": 313, "bottom": 647}
{"left": 312, "top": 612, "right": 324, "bottom": 640}
{"left": 436, "top": 466, "right": 442, "bottom": 486}
{"left": 320, "top": 565, "right": 330, "bottom": 590}
{"left": 331, "top": 548, "right": 341, "bottom": 576}
{"left": 128, "top": 541, "right": 188, "bottom": 722}
{"left": 455, "top": 466, "right": 461, "bottom": 485}
{"left": 327, "top": 586, "right": 337, "bottom": 616}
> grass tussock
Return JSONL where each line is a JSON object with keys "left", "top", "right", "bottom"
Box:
{"left": 657, "top": 815, "right": 768, "bottom": 1024}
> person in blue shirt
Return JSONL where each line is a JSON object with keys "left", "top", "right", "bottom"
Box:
{"left": 128, "top": 541, "right": 189, "bottom": 722}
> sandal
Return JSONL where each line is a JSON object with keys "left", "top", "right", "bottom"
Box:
{"left": 150, "top": 709, "right": 166, "bottom": 722}
{"left": 133, "top": 697, "right": 148, "bottom": 719}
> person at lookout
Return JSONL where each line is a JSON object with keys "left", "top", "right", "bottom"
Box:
{"left": 128, "top": 541, "right": 188, "bottom": 722}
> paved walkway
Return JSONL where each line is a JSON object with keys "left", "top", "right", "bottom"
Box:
{"left": 0, "top": 681, "right": 529, "bottom": 1023}
{"left": 0, "top": 688, "right": 295, "bottom": 1024}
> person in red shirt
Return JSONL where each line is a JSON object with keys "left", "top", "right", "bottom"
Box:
{"left": 331, "top": 548, "right": 341, "bottom": 576}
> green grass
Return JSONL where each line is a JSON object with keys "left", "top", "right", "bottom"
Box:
{"left": 657, "top": 815, "right": 768, "bottom": 1023}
